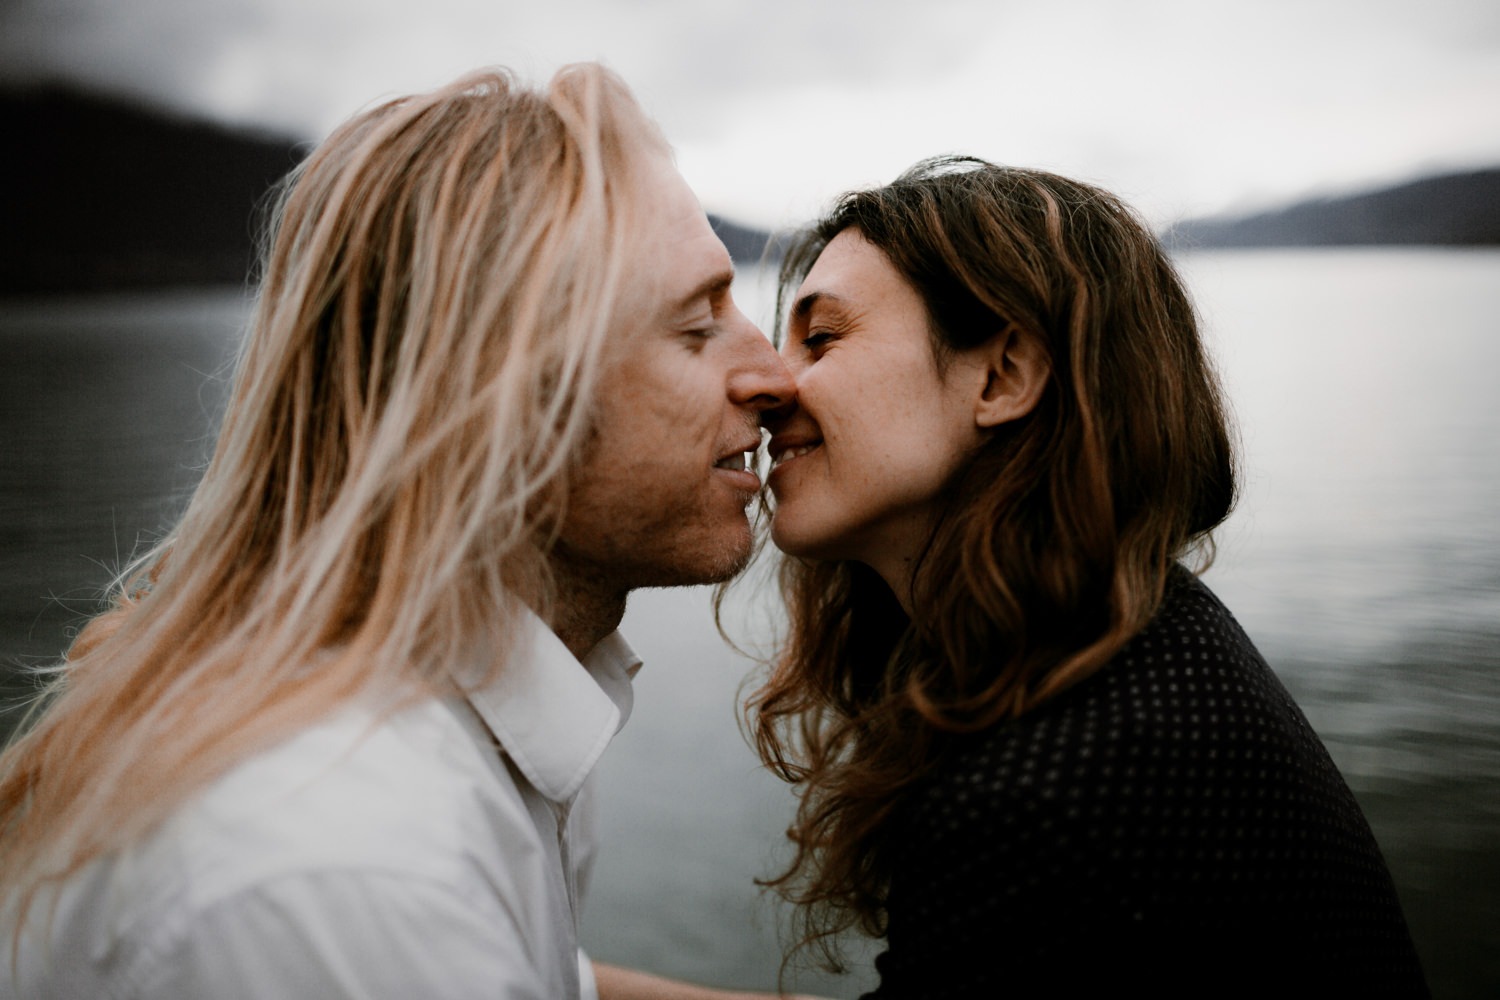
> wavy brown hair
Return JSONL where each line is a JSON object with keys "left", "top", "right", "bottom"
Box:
{"left": 748, "top": 157, "right": 1236, "bottom": 966}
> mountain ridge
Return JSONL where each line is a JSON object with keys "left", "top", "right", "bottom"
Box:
{"left": 1162, "top": 169, "right": 1500, "bottom": 249}
{"left": 4, "top": 85, "right": 1497, "bottom": 295}
{"left": 0, "top": 85, "right": 780, "bottom": 295}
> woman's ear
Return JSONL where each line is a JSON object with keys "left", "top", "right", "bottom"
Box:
{"left": 974, "top": 324, "right": 1050, "bottom": 428}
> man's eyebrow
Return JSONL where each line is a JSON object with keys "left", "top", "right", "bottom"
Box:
{"left": 673, "top": 268, "right": 736, "bottom": 312}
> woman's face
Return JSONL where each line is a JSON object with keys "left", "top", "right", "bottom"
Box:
{"left": 766, "top": 229, "right": 989, "bottom": 588}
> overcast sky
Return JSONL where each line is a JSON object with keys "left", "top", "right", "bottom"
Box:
{"left": 4, "top": 0, "right": 1498, "bottom": 228}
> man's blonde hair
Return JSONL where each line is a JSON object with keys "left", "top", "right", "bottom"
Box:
{"left": 0, "top": 63, "right": 665, "bottom": 925}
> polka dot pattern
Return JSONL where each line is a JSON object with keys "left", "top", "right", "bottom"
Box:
{"left": 865, "top": 570, "right": 1429, "bottom": 999}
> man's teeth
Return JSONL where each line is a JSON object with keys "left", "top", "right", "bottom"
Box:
{"left": 715, "top": 452, "right": 749, "bottom": 471}
{"left": 772, "top": 444, "right": 819, "bottom": 468}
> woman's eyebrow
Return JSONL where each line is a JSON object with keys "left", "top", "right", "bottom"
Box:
{"left": 791, "top": 289, "right": 850, "bottom": 323}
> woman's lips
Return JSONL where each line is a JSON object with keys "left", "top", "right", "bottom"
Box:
{"left": 770, "top": 441, "right": 822, "bottom": 471}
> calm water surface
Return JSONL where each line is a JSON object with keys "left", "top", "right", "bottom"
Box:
{"left": 2, "top": 249, "right": 1496, "bottom": 998}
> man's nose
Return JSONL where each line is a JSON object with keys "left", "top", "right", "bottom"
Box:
{"left": 727, "top": 311, "right": 796, "bottom": 412}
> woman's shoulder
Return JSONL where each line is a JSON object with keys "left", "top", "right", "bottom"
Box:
{"left": 911, "top": 568, "right": 1365, "bottom": 846}
{"left": 1112, "top": 566, "right": 1270, "bottom": 690}
{"left": 1056, "top": 568, "right": 1306, "bottom": 742}
{"left": 882, "top": 570, "right": 1424, "bottom": 993}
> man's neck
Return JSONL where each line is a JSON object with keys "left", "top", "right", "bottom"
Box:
{"left": 548, "top": 561, "right": 628, "bottom": 662}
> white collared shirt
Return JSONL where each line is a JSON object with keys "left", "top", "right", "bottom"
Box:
{"left": 5, "top": 615, "right": 641, "bottom": 1000}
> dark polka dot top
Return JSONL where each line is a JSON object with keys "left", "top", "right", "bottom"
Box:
{"left": 865, "top": 568, "right": 1428, "bottom": 999}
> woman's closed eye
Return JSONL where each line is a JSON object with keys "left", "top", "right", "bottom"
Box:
{"left": 801, "top": 331, "right": 836, "bottom": 354}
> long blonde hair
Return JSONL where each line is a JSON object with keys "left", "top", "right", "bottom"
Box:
{"left": 0, "top": 63, "right": 663, "bottom": 924}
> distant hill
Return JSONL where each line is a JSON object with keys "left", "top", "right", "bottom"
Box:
{"left": 710, "top": 215, "right": 781, "bottom": 266}
{"left": 0, "top": 87, "right": 306, "bottom": 294}
{"left": 0, "top": 86, "right": 777, "bottom": 295}
{"left": 1163, "top": 169, "right": 1500, "bottom": 249}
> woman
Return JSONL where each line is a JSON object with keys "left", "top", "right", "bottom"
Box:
{"left": 751, "top": 157, "right": 1427, "bottom": 997}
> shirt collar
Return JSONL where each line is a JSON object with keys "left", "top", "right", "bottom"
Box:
{"left": 464, "top": 609, "right": 642, "bottom": 804}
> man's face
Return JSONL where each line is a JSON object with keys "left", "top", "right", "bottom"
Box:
{"left": 555, "top": 153, "right": 794, "bottom": 593}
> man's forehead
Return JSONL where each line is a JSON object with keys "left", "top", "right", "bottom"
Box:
{"left": 632, "top": 157, "right": 735, "bottom": 313}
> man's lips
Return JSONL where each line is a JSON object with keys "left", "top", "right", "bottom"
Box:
{"left": 714, "top": 436, "right": 763, "bottom": 474}
{"left": 713, "top": 452, "right": 750, "bottom": 472}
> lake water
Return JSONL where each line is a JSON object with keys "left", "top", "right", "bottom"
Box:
{"left": 2, "top": 249, "right": 1497, "bottom": 998}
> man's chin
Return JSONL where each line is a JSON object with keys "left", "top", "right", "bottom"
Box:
{"left": 642, "top": 528, "right": 754, "bottom": 589}
{"left": 689, "top": 543, "right": 754, "bottom": 587}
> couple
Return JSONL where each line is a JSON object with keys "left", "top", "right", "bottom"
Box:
{"left": 0, "top": 65, "right": 1426, "bottom": 998}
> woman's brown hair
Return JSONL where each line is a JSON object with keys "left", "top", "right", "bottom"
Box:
{"left": 748, "top": 156, "right": 1236, "bottom": 967}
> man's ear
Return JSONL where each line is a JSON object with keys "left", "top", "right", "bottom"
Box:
{"left": 974, "top": 324, "right": 1050, "bottom": 429}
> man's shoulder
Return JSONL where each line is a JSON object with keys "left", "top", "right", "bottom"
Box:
{"left": 18, "top": 695, "right": 579, "bottom": 1000}
{"left": 142, "top": 694, "right": 533, "bottom": 907}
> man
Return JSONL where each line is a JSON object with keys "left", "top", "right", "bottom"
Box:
{"left": 0, "top": 65, "right": 807, "bottom": 999}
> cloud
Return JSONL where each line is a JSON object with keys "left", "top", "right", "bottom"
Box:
{"left": 3, "top": 0, "right": 1498, "bottom": 226}
{"left": 0, "top": 0, "right": 1002, "bottom": 134}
